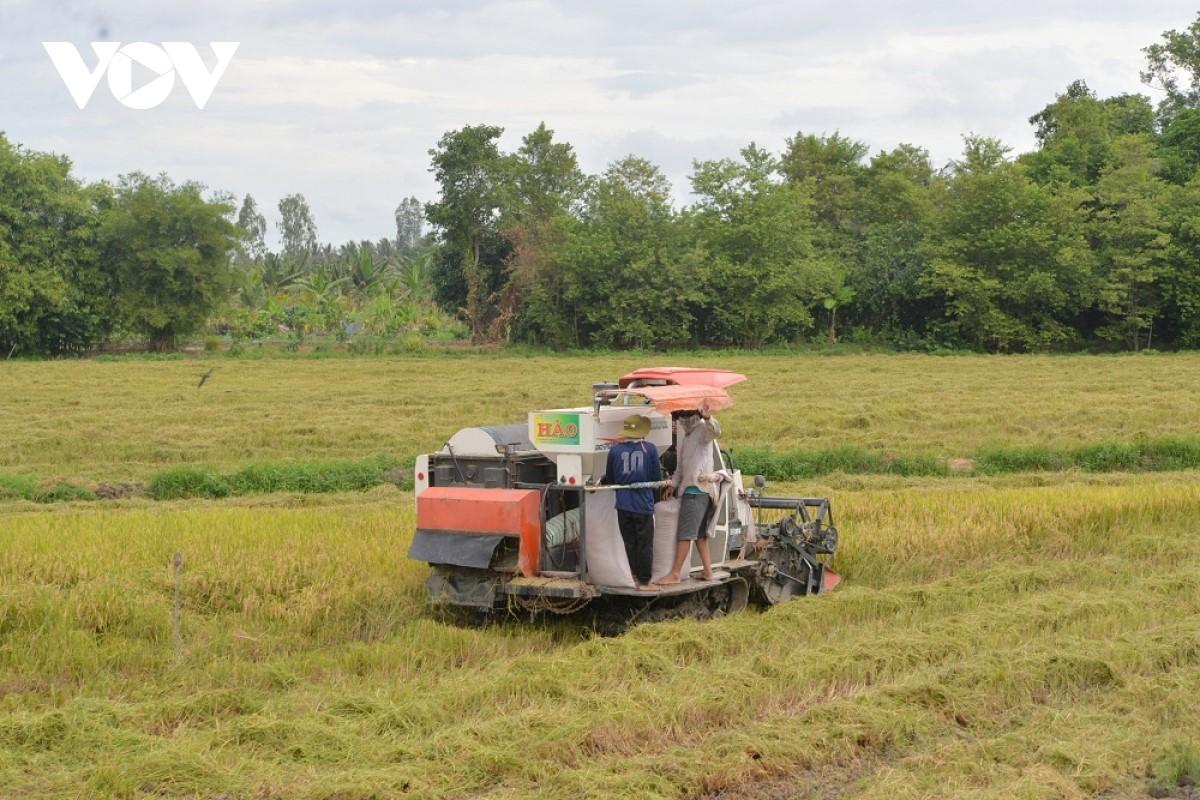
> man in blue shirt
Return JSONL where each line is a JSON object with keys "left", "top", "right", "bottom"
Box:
{"left": 604, "top": 414, "right": 660, "bottom": 588}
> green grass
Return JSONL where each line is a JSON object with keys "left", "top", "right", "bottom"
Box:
{"left": 0, "top": 473, "right": 95, "bottom": 503}
{"left": 736, "top": 435, "right": 1200, "bottom": 480}
{"left": 8, "top": 436, "right": 1200, "bottom": 507}
{"left": 146, "top": 455, "right": 403, "bottom": 500}
{"left": 1153, "top": 741, "right": 1200, "bottom": 789}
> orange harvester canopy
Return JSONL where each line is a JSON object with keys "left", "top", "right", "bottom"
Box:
{"left": 618, "top": 384, "right": 735, "bottom": 413}
{"left": 617, "top": 367, "right": 748, "bottom": 390}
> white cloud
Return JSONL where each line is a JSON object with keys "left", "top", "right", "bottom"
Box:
{"left": 1, "top": 0, "right": 1194, "bottom": 243}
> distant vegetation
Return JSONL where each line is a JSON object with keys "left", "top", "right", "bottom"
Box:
{"left": 7, "top": 15, "right": 1200, "bottom": 356}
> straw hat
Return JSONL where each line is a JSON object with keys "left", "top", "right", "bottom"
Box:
{"left": 621, "top": 414, "right": 651, "bottom": 439}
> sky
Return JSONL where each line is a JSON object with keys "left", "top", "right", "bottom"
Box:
{"left": 1, "top": 0, "right": 1197, "bottom": 245}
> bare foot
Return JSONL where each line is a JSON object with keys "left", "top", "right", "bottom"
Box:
{"left": 654, "top": 573, "right": 681, "bottom": 586}
{"left": 695, "top": 572, "right": 715, "bottom": 581}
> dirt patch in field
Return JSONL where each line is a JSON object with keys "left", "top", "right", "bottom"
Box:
{"left": 1145, "top": 780, "right": 1199, "bottom": 799}
{"left": 695, "top": 762, "right": 876, "bottom": 800}
{"left": 93, "top": 482, "right": 142, "bottom": 499}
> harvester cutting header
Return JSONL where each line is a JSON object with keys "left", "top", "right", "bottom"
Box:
{"left": 408, "top": 367, "right": 840, "bottom": 629}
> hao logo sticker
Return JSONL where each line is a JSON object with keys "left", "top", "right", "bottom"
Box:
{"left": 533, "top": 413, "right": 581, "bottom": 445}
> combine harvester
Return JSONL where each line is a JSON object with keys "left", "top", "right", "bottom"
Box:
{"left": 408, "top": 368, "right": 840, "bottom": 629}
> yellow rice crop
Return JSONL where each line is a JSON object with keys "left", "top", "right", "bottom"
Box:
{"left": 3, "top": 352, "right": 1199, "bottom": 797}
{"left": 2, "top": 477, "right": 1199, "bottom": 798}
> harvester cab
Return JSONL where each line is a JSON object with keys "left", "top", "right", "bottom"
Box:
{"left": 408, "top": 367, "right": 840, "bottom": 629}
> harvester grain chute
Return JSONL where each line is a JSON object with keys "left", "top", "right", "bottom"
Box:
{"left": 407, "top": 367, "right": 841, "bottom": 629}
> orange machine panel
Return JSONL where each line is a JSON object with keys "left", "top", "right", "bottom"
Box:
{"left": 416, "top": 487, "right": 541, "bottom": 577}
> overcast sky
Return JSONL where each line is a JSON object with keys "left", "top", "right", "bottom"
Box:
{"left": 2, "top": 1, "right": 1196, "bottom": 244}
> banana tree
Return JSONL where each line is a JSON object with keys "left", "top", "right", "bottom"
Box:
{"left": 822, "top": 283, "right": 856, "bottom": 344}
{"left": 294, "top": 273, "right": 351, "bottom": 338}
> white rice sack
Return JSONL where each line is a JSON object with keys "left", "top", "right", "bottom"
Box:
{"left": 653, "top": 497, "right": 682, "bottom": 579}
{"left": 544, "top": 507, "right": 580, "bottom": 549}
{"left": 583, "top": 492, "right": 636, "bottom": 589}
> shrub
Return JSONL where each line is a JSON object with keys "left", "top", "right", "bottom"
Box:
{"left": 0, "top": 475, "right": 95, "bottom": 503}
{"left": 398, "top": 333, "right": 425, "bottom": 354}
{"left": 31, "top": 482, "right": 96, "bottom": 503}
{"left": 348, "top": 336, "right": 388, "bottom": 356}
{"left": 0, "top": 474, "right": 38, "bottom": 500}
{"left": 975, "top": 446, "right": 1066, "bottom": 474}
{"left": 148, "top": 467, "right": 232, "bottom": 500}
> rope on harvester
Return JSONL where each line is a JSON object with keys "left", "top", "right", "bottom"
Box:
{"left": 512, "top": 592, "right": 591, "bottom": 615}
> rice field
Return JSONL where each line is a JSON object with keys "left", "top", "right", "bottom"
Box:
{"left": 2, "top": 352, "right": 1199, "bottom": 799}
{"left": 3, "top": 351, "right": 1200, "bottom": 483}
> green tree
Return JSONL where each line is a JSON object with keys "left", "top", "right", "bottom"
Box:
{"left": 425, "top": 125, "right": 512, "bottom": 341}
{"left": 1089, "top": 135, "right": 1173, "bottom": 350}
{"left": 509, "top": 122, "right": 588, "bottom": 224}
{"left": 1142, "top": 12, "right": 1200, "bottom": 124}
{"left": 822, "top": 282, "right": 856, "bottom": 344}
{"left": 503, "top": 123, "right": 588, "bottom": 344}
{"left": 101, "top": 173, "right": 240, "bottom": 351}
{"left": 920, "top": 136, "right": 1095, "bottom": 352}
{"left": 394, "top": 196, "right": 424, "bottom": 252}
{"left": 850, "top": 145, "right": 937, "bottom": 338}
{"left": 340, "top": 243, "right": 394, "bottom": 301}
{"left": 553, "top": 156, "right": 695, "bottom": 348}
{"left": 397, "top": 250, "right": 435, "bottom": 303}
{"left": 1158, "top": 174, "right": 1200, "bottom": 345}
{"left": 0, "top": 135, "right": 111, "bottom": 356}
{"left": 690, "top": 144, "right": 837, "bottom": 346}
{"left": 277, "top": 193, "right": 318, "bottom": 260}
{"left": 1157, "top": 108, "right": 1200, "bottom": 183}
{"left": 236, "top": 194, "right": 267, "bottom": 261}
{"left": 293, "top": 271, "right": 350, "bottom": 341}
{"left": 1024, "top": 80, "right": 1154, "bottom": 186}
{"left": 778, "top": 131, "right": 868, "bottom": 259}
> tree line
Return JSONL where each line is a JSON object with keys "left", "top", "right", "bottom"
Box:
{"left": 0, "top": 146, "right": 455, "bottom": 355}
{"left": 4, "top": 14, "right": 1200, "bottom": 355}
{"left": 426, "top": 15, "right": 1200, "bottom": 352}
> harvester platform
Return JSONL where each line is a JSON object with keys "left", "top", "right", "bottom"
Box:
{"left": 599, "top": 569, "right": 734, "bottom": 597}
{"left": 501, "top": 570, "right": 738, "bottom": 599}
{"left": 500, "top": 576, "right": 599, "bottom": 600}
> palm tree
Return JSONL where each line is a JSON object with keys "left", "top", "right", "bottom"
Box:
{"left": 256, "top": 253, "right": 304, "bottom": 298}
{"left": 345, "top": 247, "right": 395, "bottom": 300}
{"left": 396, "top": 251, "right": 434, "bottom": 303}
{"left": 294, "top": 272, "right": 350, "bottom": 307}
